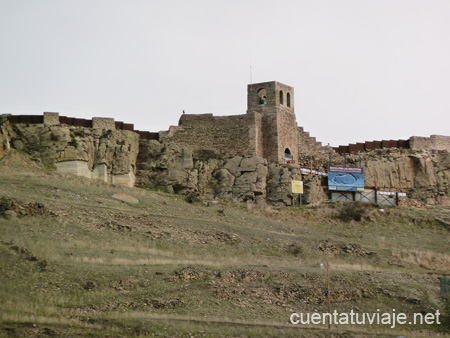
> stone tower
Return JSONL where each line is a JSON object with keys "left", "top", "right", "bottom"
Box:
{"left": 247, "top": 81, "right": 298, "bottom": 163}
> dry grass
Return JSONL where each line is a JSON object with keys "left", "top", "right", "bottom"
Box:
{"left": 0, "top": 150, "right": 449, "bottom": 337}
{"left": 393, "top": 249, "right": 450, "bottom": 271}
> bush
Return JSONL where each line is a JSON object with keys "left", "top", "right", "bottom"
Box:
{"left": 68, "top": 137, "right": 78, "bottom": 148}
{"left": 287, "top": 243, "right": 303, "bottom": 257}
{"left": 337, "top": 201, "right": 375, "bottom": 222}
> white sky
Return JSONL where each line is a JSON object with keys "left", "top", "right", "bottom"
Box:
{"left": 1, "top": 0, "right": 449, "bottom": 147}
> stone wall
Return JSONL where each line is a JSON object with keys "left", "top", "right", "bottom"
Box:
{"left": 43, "top": 112, "right": 60, "bottom": 126}
{"left": 248, "top": 112, "right": 263, "bottom": 158}
{"left": 92, "top": 117, "right": 116, "bottom": 130}
{"left": 276, "top": 108, "right": 298, "bottom": 163}
{"left": 161, "top": 113, "right": 260, "bottom": 157}
{"left": 333, "top": 135, "right": 450, "bottom": 155}
{"left": 297, "top": 127, "right": 342, "bottom": 170}
{"left": 409, "top": 135, "right": 450, "bottom": 151}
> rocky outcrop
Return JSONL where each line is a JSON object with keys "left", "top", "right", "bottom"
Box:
{"left": 266, "top": 164, "right": 301, "bottom": 205}
{"left": 3, "top": 114, "right": 450, "bottom": 206}
{"left": 0, "top": 115, "right": 13, "bottom": 159}
{"left": 345, "top": 149, "right": 450, "bottom": 206}
{"left": 302, "top": 175, "right": 329, "bottom": 205}
{"left": 4, "top": 119, "right": 139, "bottom": 186}
{"left": 137, "top": 141, "right": 308, "bottom": 204}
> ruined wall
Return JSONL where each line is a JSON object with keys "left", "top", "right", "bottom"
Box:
{"left": 161, "top": 113, "right": 260, "bottom": 157}
{"left": 333, "top": 135, "right": 450, "bottom": 155}
{"left": 43, "top": 112, "right": 60, "bottom": 125}
{"left": 297, "top": 127, "right": 343, "bottom": 170}
{"left": 92, "top": 117, "right": 116, "bottom": 130}
{"left": 410, "top": 135, "right": 450, "bottom": 151}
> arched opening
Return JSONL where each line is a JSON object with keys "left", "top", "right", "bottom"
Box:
{"left": 287, "top": 92, "right": 291, "bottom": 107}
{"left": 284, "top": 148, "right": 293, "bottom": 163}
{"left": 279, "top": 90, "right": 284, "bottom": 105}
{"left": 257, "top": 88, "right": 267, "bottom": 105}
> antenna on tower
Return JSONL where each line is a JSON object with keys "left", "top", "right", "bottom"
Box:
{"left": 250, "top": 65, "right": 253, "bottom": 91}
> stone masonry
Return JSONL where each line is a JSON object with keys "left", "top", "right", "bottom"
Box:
{"left": 92, "top": 117, "right": 116, "bottom": 130}
{"left": 43, "top": 112, "right": 60, "bottom": 126}
{"left": 163, "top": 81, "right": 302, "bottom": 164}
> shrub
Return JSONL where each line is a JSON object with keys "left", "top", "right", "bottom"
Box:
{"left": 68, "top": 137, "right": 78, "bottom": 148}
{"left": 337, "top": 201, "right": 375, "bottom": 222}
{"left": 287, "top": 243, "right": 303, "bottom": 257}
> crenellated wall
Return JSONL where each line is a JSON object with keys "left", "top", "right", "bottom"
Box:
{"left": 333, "top": 135, "right": 450, "bottom": 155}
{"left": 409, "top": 135, "right": 450, "bottom": 151}
{"left": 297, "top": 127, "right": 343, "bottom": 170}
{"left": 8, "top": 112, "right": 158, "bottom": 140}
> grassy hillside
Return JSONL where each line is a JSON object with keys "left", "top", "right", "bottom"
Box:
{"left": 0, "top": 151, "right": 449, "bottom": 337}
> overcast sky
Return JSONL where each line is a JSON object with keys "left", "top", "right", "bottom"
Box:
{"left": 0, "top": 0, "right": 449, "bottom": 146}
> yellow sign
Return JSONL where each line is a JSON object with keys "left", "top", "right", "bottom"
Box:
{"left": 292, "top": 180, "right": 303, "bottom": 194}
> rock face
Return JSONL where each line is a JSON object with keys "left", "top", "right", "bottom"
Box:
{"left": 0, "top": 116, "right": 12, "bottom": 159}
{"left": 137, "top": 141, "right": 306, "bottom": 205}
{"left": 137, "top": 143, "right": 450, "bottom": 206}
{"left": 4, "top": 121, "right": 139, "bottom": 186}
{"left": 346, "top": 149, "right": 450, "bottom": 206}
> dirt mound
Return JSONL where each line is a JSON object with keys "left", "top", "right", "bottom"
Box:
{"left": 110, "top": 277, "right": 146, "bottom": 291}
{"left": 0, "top": 197, "right": 51, "bottom": 217}
{"left": 147, "top": 298, "right": 185, "bottom": 309}
{"left": 318, "top": 239, "right": 368, "bottom": 256}
{"left": 175, "top": 267, "right": 203, "bottom": 281}
{"left": 213, "top": 283, "right": 376, "bottom": 306}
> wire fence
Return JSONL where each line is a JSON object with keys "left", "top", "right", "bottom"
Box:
{"left": 330, "top": 190, "right": 406, "bottom": 206}
{"left": 441, "top": 276, "right": 450, "bottom": 297}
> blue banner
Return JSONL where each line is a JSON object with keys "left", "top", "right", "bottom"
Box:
{"left": 328, "top": 166, "right": 364, "bottom": 192}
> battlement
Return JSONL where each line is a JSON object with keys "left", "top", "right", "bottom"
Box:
{"left": 409, "top": 135, "right": 450, "bottom": 151}
{"left": 333, "top": 139, "right": 410, "bottom": 154}
{"left": 333, "top": 135, "right": 450, "bottom": 154}
{"left": 5, "top": 112, "right": 159, "bottom": 140}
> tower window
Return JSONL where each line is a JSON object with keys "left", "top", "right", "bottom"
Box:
{"left": 257, "top": 88, "right": 267, "bottom": 105}
{"left": 287, "top": 92, "right": 291, "bottom": 107}
{"left": 279, "top": 90, "right": 284, "bottom": 105}
{"left": 284, "top": 148, "right": 293, "bottom": 162}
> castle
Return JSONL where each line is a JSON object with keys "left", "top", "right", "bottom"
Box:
{"left": 1, "top": 80, "right": 450, "bottom": 206}
{"left": 160, "top": 81, "right": 450, "bottom": 163}
{"left": 161, "top": 81, "right": 301, "bottom": 164}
